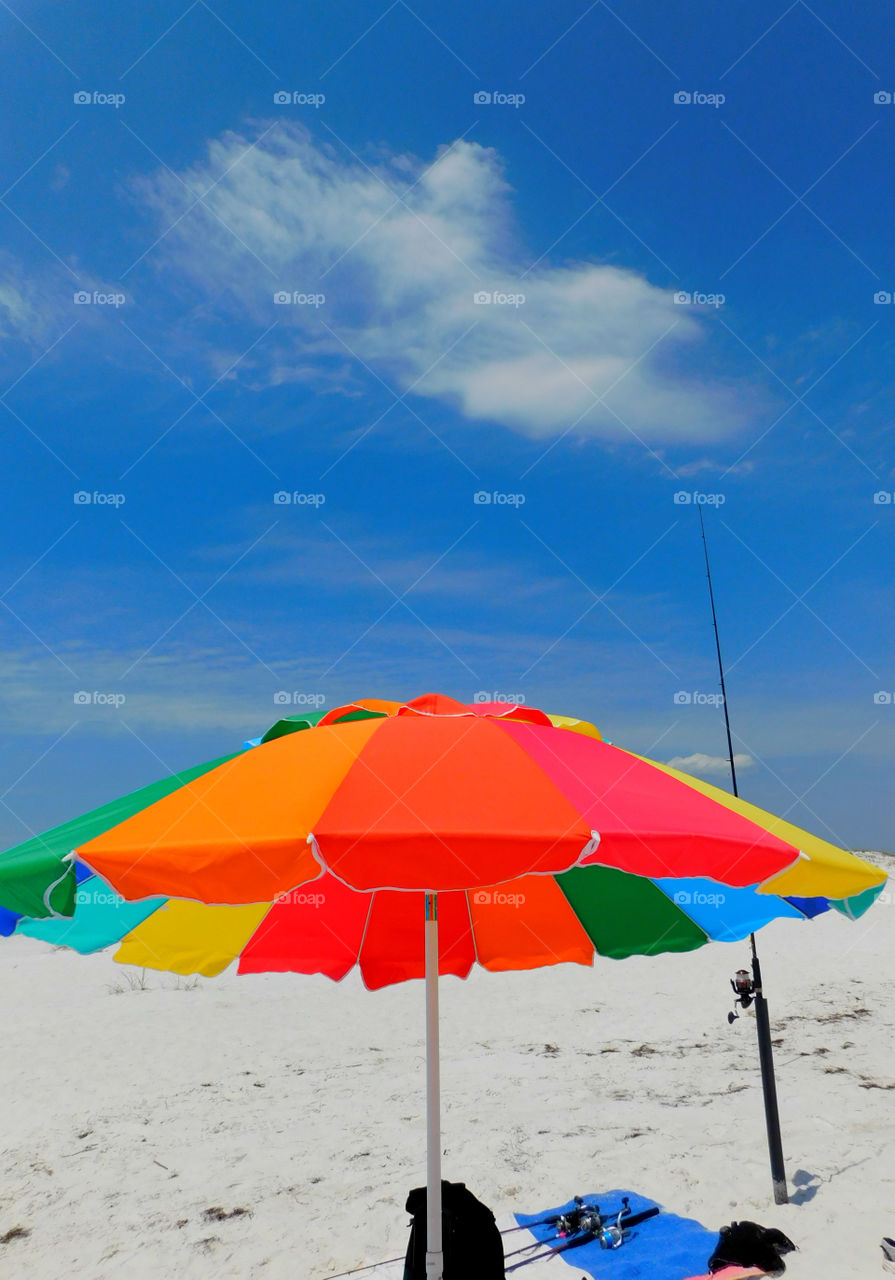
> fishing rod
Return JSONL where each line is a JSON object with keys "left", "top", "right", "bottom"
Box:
{"left": 699, "top": 505, "right": 738, "bottom": 800}
{"left": 318, "top": 1202, "right": 595, "bottom": 1279}
{"left": 499, "top": 1196, "right": 590, "bottom": 1240}
{"left": 319, "top": 1259, "right": 403, "bottom": 1279}
{"left": 503, "top": 1199, "right": 618, "bottom": 1262}
{"left": 697, "top": 505, "right": 788, "bottom": 1206}
{"left": 319, "top": 1198, "right": 659, "bottom": 1279}
{"left": 505, "top": 1202, "right": 661, "bottom": 1272}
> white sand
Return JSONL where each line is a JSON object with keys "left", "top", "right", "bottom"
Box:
{"left": 1, "top": 856, "right": 892, "bottom": 1280}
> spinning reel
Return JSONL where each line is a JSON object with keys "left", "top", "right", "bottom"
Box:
{"left": 727, "top": 967, "right": 756, "bottom": 1024}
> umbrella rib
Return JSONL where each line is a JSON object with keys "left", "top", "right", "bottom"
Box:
{"left": 353, "top": 892, "right": 376, "bottom": 981}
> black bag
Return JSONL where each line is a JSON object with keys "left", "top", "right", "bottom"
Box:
{"left": 709, "top": 1220, "right": 796, "bottom": 1274}
{"left": 403, "top": 1180, "right": 505, "bottom": 1279}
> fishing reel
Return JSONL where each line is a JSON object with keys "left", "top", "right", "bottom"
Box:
{"left": 727, "top": 968, "right": 755, "bottom": 1024}
{"left": 555, "top": 1200, "right": 594, "bottom": 1237}
{"left": 598, "top": 1199, "right": 632, "bottom": 1249}
{"left": 555, "top": 1197, "right": 631, "bottom": 1248}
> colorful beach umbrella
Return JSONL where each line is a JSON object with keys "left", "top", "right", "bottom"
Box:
{"left": 9, "top": 854, "right": 879, "bottom": 980}
{"left": 4, "top": 693, "right": 880, "bottom": 912}
{"left": 0, "top": 694, "right": 885, "bottom": 1280}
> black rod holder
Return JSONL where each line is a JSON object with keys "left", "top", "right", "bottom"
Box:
{"left": 751, "top": 941, "right": 789, "bottom": 1204}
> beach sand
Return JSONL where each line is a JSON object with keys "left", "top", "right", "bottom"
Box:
{"left": 1, "top": 855, "right": 891, "bottom": 1279}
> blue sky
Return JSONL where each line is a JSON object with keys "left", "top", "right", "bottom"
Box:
{"left": 1, "top": 1, "right": 893, "bottom": 850}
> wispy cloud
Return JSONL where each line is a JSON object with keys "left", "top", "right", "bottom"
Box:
{"left": 132, "top": 123, "right": 763, "bottom": 446}
{"left": 666, "top": 750, "right": 754, "bottom": 776}
{"left": 0, "top": 251, "right": 131, "bottom": 358}
{"left": 0, "top": 252, "right": 71, "bottom": 351}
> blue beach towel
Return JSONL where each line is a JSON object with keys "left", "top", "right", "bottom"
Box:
{"left": 514, "top": 1191, "right": 718, "bottom": 1279}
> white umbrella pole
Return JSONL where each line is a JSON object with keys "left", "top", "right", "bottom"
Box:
{"left": 424, "top": 892, "right": 444, "bottom": 1280}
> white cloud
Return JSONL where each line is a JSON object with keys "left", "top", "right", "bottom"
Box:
{"left": 0, "top": 252, "right": 66, "bottom": 350}
{"left": 133, "top": 124, "right": 761, "bottom": 445}
{"left": 675, "top": 457, "right": 757, "bottom": 478}
{"left": 0, "top": 251, "right": 132, "bottom": 354}
{"left": 666, "top": 752, "right": 754, "bottom": 776}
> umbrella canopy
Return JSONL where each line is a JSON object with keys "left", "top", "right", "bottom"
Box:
{"left": 2, "top": 694, "right": 881, "bottom": 919}
{"left": 0, "top": 694, "right": 885, "bottom": 1280}
{"left": 5, "top": 693, "right": 881, "bottom": 981}
{"left": 8, "top": 856, "right": 879, "bottom": 983}
{"left": 0, "top": 751, "right": 244, "bottom": 926}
